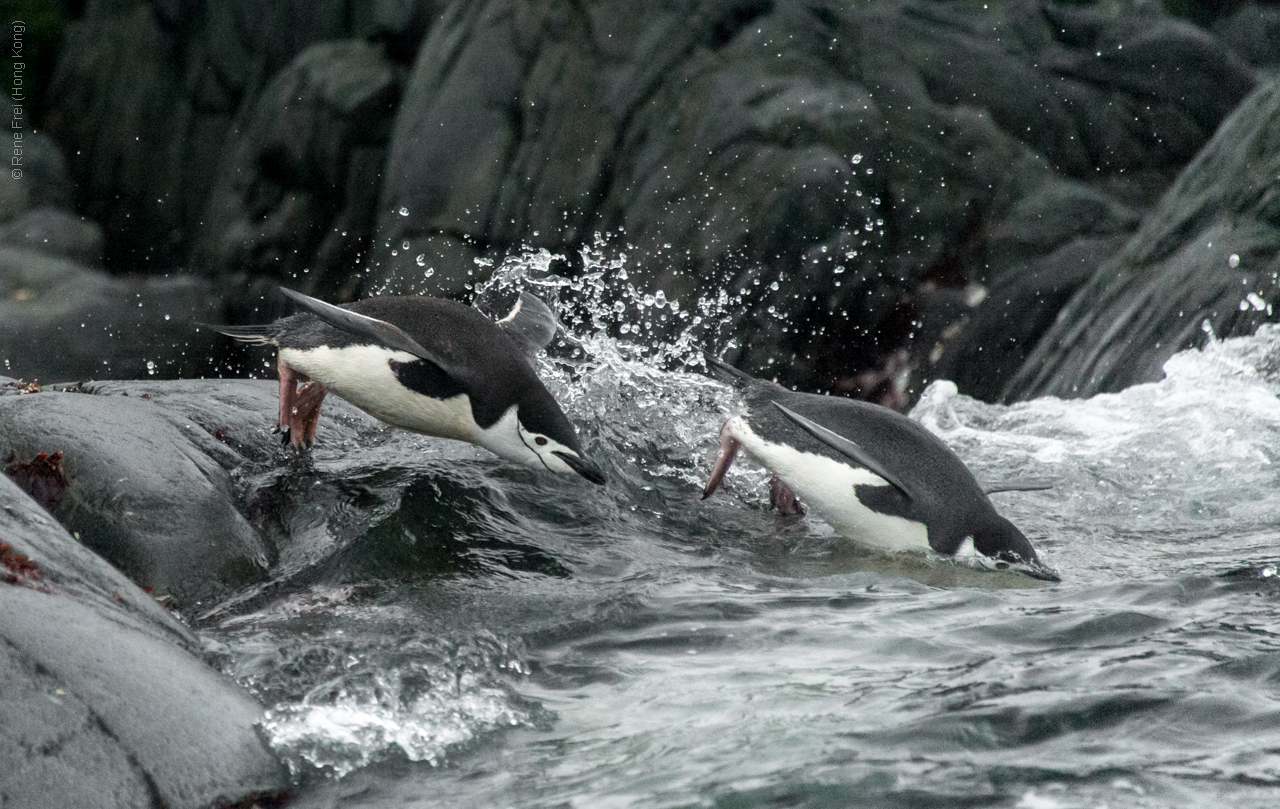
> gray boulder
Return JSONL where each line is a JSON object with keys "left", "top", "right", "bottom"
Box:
{"left": 0, "top": 206, "right": 105, "bottom": 265}
{"left": 0, "top": 247, "right": 225, "bottom": 381}
{"left": 0, "top": 474, "right": 288, "bottom": 809}
{"left": 45, "top": 0, "right": 391, "bottom": 268}
{"left": 1005, "top": 77, "right": 1280, "bottom": 400}
{"left": 0, "top": 132, "right": 73, "bottom": 224}
{"left": 0, "top": 377, "right": 386, "bottom": 608}
{"left": 0, "top": 384, "right": 272, "bottom": 607}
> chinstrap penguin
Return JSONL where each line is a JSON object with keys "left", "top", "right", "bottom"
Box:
{"left": 699, "top": 355, "right": 1057, "bottom": 581}
{"left": 210, "top": 288, "right": 607, "bottom": 485}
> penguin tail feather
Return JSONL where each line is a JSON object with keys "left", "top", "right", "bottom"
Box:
{"left": 702, "top": 352, "right": 755, "bottom": 389}
{"left": 201, "top": 323, "right": 279, "bottom": 346}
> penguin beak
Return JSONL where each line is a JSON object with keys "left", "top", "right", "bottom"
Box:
{"left": 553, "top": 451, "right": 607, "bottom": 485}
{"left": 1019, "top": 563, "right": 1062, "bottom": 583}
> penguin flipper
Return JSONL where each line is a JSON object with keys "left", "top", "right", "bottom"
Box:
{"left": 983, "top": 481, "right": 1053, "bottom": 494}
{"left": 497, "top": 292, "right": 559, "bottom": 361}
{"left": 703, "top": 354, "right": 755, "bottom": 389}
{"left": 279, "top": 287, "right": 459, "bottom": 373}
{"left": 772, "top": 401, "right": 914, "bottom": 501}
{"left": 202, "top": 323, "right": 278, "bottom": 346}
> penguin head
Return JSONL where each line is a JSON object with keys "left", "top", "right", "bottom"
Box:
{"left": 505, "top": 391, "right": 607, "bottom": 485}
{"left": 960, "top": 515, "right": 1059, "bottom": 582}
{"left": 515, "top": 421, "right": 607, "bottom": 484}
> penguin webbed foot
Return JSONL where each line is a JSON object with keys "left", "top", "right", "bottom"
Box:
{"left": 769, "top": 475, "right": 805, "bottom": 517}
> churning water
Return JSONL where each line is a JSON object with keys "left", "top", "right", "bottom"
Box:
{"left": 202, "top": 251, "right": 1280, "bottom": 808}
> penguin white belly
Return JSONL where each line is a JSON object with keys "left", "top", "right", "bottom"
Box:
{"left": 279, "top": 345, "right": 481, "bottom": 441}
{"left": 730, "top": 417, "right": 930, "bottom": 552}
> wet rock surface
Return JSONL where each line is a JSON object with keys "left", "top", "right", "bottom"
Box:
{"left": 0, "top": 382, "right": 277, "bottom": 606}
{"left": 0, "top": 378, "right": 385, "bottom": 607}
{"left": 0, "top": 474, "right": 289, "bottom": 809}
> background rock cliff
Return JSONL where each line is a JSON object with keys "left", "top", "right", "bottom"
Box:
{"left": 8, "top": 0, "right": 1280, "bottom": 401}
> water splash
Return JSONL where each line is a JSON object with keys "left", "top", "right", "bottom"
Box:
{"left": 212, "top": 589, "right": 535, "bottom": 778}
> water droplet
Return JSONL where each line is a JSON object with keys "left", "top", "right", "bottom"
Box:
{"left": 163, "top": 314, "right": 171, "bottom": 321}
{"left": 1229, "top": 253, "right": 1241, "bottom": 268}
{"left": 851, "top": 153, "right": 863, "bottom": 164}
{"left": 398, "top": 207, "right": 409, "bottom": 216}
{"left": 402, "top": 240, "right": 410, "bottom": 250}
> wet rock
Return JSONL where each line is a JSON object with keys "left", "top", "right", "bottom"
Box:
{"left": 79, "top": 377, "right": 382, "bottom": 466}
{"left": 0, "top": 247, "right": 225, "bottom": 381}
{"left": 0, "top": 467, "right": 192, "bottom": 639}
{"left": 984, "top": 180, "right": 1142, "bottom": 279}
{"left": 0, "top": 474, "right": 289, "bottom": 809}
{"left": 3, "top": 448, "right": 70, "bottom": 511}
{"left": 0, "top": 386, "right": 272, "bottom": 607}
{"left": 194, "top": 39, "right": 402, "bottom": 298}
{"left": 0, "top": 207, "right": 105, "bottom": 265}
{"left": 924, "top": 179, "right": 1140, "bottom": 401}
{"left": 1005, "top": 77, "right": 1280, "bottom": 400}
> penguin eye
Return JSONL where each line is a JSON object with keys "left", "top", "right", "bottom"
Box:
{"left": 535, "top": 437, "right": 548, "bottom": 446}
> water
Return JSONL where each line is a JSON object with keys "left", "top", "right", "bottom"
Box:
{"left": 200, "top": 251, "right": 1280, "bottom": 808}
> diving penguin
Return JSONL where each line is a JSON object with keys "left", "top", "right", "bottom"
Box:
{"left": 700, "top": 356, "right": 1057, "bottom": 581}
{"left": 210, "top": 288, "right": 606, "bottom": 485}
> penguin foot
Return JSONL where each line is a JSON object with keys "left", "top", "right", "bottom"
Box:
{"left": 292, "top": 382, "right": 327, "bottom": 447}
{"left": 769, "top": 475, "right": 805, "bottom": 517}
{"left": 701, "top": 427, "right": 742, "bottom": 499}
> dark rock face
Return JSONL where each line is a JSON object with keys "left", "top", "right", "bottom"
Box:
{"left": 1215, "top": 4, "right": 1280, "bottom": 67}
{"left": 1004, "top": 77, "right": 1280, "bottom": 401}
{"left": 364, "top": 0, "right": 1254, "bottom": 393}
{"left": 37, "top": 0, "right": 1266, "bottom": 398}
{"left": 0, "top": 207, "right": 105, "bottom": 265}
{"left": 0, "top": 474, "right": 288, "bottom": 809}
{"left": 194, "top": 40, "right": 403, "bottom": 300}
{"left": 0, "top": 385, "right": 274, "bottom": 606}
